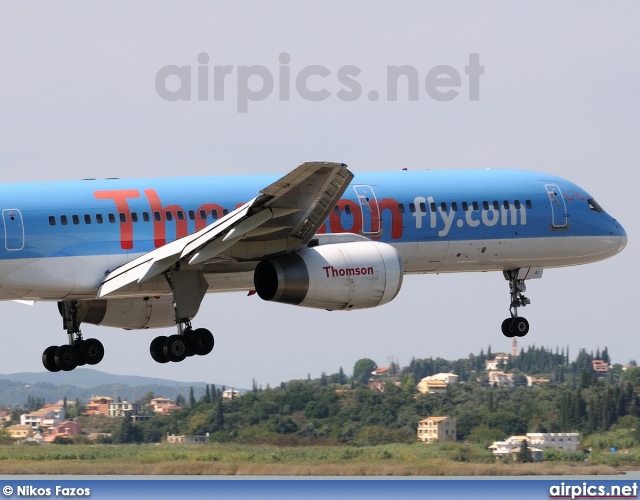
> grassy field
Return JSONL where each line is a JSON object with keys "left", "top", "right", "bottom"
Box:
{"left": 0, "top": 443, "right": 629, "bottom": 475}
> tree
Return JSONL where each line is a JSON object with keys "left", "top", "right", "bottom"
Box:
{"left": 210, "top": 385, "right": 217, "bottom": 403}
{"left": 53, "top": 435, "right": 74, "bottom": 445}
{"left": 137, "top": 391, "right": 155, "bottom": 406}
{"left": 214, "top": 399, "right": 224, "bottom": 430}
{"left": 339, "top": 367, "right": 347, "bottom": 385}
{"left": 111, "top": 412, "right": 141, "bottom": 443}
{"left": 75, "top": 397, "right": 85, "bottom": 416}
{"left": 0, "top": 428, "right": 13, "bottom": 445}
{"left": 353, "top": 358, "right": 377, "bottom": 385}
{"left": 517, "top": 439, "right": 533, "bottom": 463}
{"left": 189, "top": 387, "right": 196, "bottom": 406}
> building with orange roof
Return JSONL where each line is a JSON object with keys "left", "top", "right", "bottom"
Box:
{"left": 85, "top": 396, "right": 113, "bottom": 416}
{"left": 417, "top": 416, "right": 456, "bottom": 443}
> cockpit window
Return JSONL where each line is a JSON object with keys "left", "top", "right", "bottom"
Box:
{"left": 587, "top": 198, "right": 605, "bottom": 213}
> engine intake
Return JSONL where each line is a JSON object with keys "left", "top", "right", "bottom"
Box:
{"left": 254, "top": 241, "right": 403, "bottom": 310}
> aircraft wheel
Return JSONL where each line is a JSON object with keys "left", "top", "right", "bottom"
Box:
{"left": 163, "top": 335, "right": 188, "bottom": 363}
{"left": 54, "top": 345, "right": 79, "bottom": 371}
{"left": 184, "top": 329, "right": 196, "bottom": 357}
{"left": 150, "top": 335, "right": 168, "bottom": 363}
{"left": 80, "top": 338, "right": 105, "bottom": 365}
{"left": 501, "top": 318, "right": 515, "bottom": 338}
{"left": 512, "top": 317, "right": 529, "bottom": 337}
{"left": 189, "top": 328, "right": 215, "bottom": 356}
{"left": 42, "top": 346, "right": 61, "bottom": 372}
{"left": 76, "top": 354, "right": 87, "bottom": 367}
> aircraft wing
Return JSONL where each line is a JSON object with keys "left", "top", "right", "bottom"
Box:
{"left": 97, "top": 162, "right": 353, "bottom": 297}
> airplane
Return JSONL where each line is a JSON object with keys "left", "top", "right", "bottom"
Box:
{"left": 0, "top": 162, "right": 626, "bottom": 372}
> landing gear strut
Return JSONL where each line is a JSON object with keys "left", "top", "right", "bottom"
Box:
{"left": 43, "top": 301, "right": 105, "bottom": 372}
{"left": 500, "top": 269, "right": 538, "bottom": 338}
{"left": 149, "top": 270, "right": 214, "bottom": 364}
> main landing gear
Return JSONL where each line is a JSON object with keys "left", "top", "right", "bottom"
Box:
{"left": 149, "top": 322, "right": 215, "bottom": 364}
{"left": 42, "top": 270, "right": 215, "bottom": 371}
{"left": 149, "top": 269, "right": 214, "bottom": 364}
{"left": 500, "top": 269, "right": 542, "bottom": 338}
{"left": 43, "top": 301, "right": 105, "bottom": 372}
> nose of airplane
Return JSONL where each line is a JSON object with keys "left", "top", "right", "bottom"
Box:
{"left": 615, "top": 221, "right": 627, "bottom": 253}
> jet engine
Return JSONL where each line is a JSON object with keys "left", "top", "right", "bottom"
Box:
{"left": 253, "top": 241, "right": 403, "bottom": 310}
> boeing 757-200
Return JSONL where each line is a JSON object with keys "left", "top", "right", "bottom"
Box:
{"left": 0, "top": 162, "right": 626, "bottom": 372}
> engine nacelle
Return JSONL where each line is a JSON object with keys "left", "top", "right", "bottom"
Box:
{"left": 74, "top": 296, "right": 176, "bottom": 330}
{"left": 254, "top": 241, "right": 403, "bottom": 310}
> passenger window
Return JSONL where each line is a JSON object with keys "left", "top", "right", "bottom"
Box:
{"left": 84, "top": 214, "right": 91, "bottom": 224}
{"left": 48, "top": 216, "right": 56, "bottom": 226}
{"left": 211, "top": 209, "right": 218, "bottom": 219}
{"left": 451, "top": 202, "right": 458, "bottom": 212}
{"left": 119, "top": 213, "right": 127, "bottom": 223}
{"left": 440, "top": 202, "right": 447, "bottom": 211}
{"left": 482, "top": 201, "right": 489, "bottom": 210}
{"left": 177, "top": 211, "right": 184, "bottom": 221}
{"left": 166, "top": 211, "right": 173, "bottom": 221}
{"left": 72, "top": 215, "right": 80, "bottom": 225}
{"left": 131, "top": 212, "right": 138, "bottom": 223}
{"left": 188, "top": 210, "right": 195, "bottom": 220}
{"left": 408, "top": 203, "right": 415, "bottom": 213}
{"left": 462, "top": 202, "right": 469, "bottom": 211}
{"left": 514, "top": 200, "right": 521, "bottom": 209}
{"left": 333, "top": 206, "right": 340, "bottom": 215}
{"left": 154, "top": 212, "right": 161, "bottom": 222}
{"left": 96, "top": 214, "right": 104, "bottom": 224}
{"left": 398, "top": 203, "right": 405, "bottom": 213}
{"left": 345, "top": 205, "right": 352, "bottom": 215}
{"left": 419, "top": 202, "right": 426, "bottom": 213}
{"left": 108, "top": 213, "right": 116, "bottom": 223}
{"left": 222, "top": 209, "right": 229, "bottom": 216}
{"left": 61, "top": 215, "right": 68, "bottom": 225}
{"left": 503, "top": 200, "right": 510, "bottom": 209}
{"left": 430, "top": 202, "right": 437, "bottom": 213}
{"left": 142, "top": 212, "right": 150, "bottom": 222}
{"left": 526, "top": 200, "right": 532, "bottom": 209}
{"left": 472, "top": 201, "right": 479, "bottom": 211}
{"left": 492, "top": 201, "right": 499, "bottom": 210}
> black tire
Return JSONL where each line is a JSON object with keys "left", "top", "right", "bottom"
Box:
{"left": 80, "top": 338, "right": 105, "bottom": 365}
{"left": 42, "top": 345, "right": 61, "bottom": 372}
{"left": 162, "top": 335, "right": 188, "bottom": 363}
{"left": 501, "top": 318, "right": 515, "bottom": 338}
{"left": 189, "top": 328, "right": 215, "bottom": 356}
{"left": 54, "top": 345, "right": 79, "bottom": 371}
{"left": 150, "top": 335, "right": 168, "bottom": 363}
{"left": 513, "top": 317, "right": 529, "bottom": 337}
{"left": 184, "top": 329, "right": 196, "bottom": 357}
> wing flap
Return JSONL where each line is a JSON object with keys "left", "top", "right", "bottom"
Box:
{"left": 97, "top": 162, "right": 352, "bottom": 298}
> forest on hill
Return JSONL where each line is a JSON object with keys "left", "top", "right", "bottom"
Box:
{"left": 68, "top": 345, "right": 640, "bottom": 452}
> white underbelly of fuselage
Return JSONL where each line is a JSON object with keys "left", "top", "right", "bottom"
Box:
{"left": 0, "top": 235, "right": 623, "bottom": 301}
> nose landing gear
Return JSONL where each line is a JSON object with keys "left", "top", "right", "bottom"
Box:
{"left": 500, "top": 268, "right": 542, "bottom": 338}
